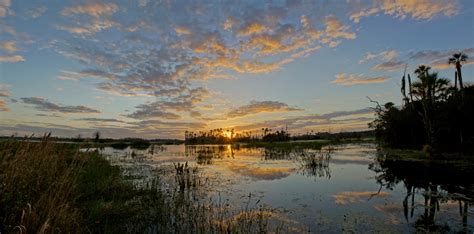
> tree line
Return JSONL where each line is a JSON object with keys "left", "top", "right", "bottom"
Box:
{"left": 370, "top": 52, "right": 473, "bottom": 153}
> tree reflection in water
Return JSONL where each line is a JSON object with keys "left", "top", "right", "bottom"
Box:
{"left": 370, "top": 151, "right": 474, "bottom": 232}
{"left": 185, "top": 144, "right": 334, "bottom": 179}
{"left": 185, "top": 145, "right": 234, "bottom": 165}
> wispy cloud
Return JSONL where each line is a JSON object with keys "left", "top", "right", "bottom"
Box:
{"left": 1, "top": 41, "right": 17, "bottom": 53}
{"left": 371, "top": 61, "right": 405, "bottom": 71}
{"left": 51, "top": 1, "right": 356, "bottom": 115}
{"left": 350, "top": 0, "right": 458, "bottom": 23}
{"left": 0, "top": 83, "right": 11, "bottom": 97}
{"left": 0, "top": 100, "right": 9, "bottom": 111}
{"left": 332, "top": 73, "right": 390, "bottom": 86}
{"left": 0, "top": 0, "right": 12, "bottom": 17}
{"left": 232, "top": 108, "right": 374, "bottom": 133}
{"left": 76, "top": 117, "right": 125, "bottom": 123}
{"left": 359, "top": 50, "right": 398, "bottom": 64}
{"left": 408, "top": 47, "right": 474, "bottom": 70}
{"left": 24, "top": 6, "right": 47, "bottom": 19}
{"left": 61, "top": 3, "right": 118, "bottom": 17}
{"left": 0, "top": 55, "right": 24, "bottom": 63}
{"left": 20, "top": 97, "right": 100, "bottom": 114}
{"left": 226, "top": 101, "right": 303, "bottom": 118}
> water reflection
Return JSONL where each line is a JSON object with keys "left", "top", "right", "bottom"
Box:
{"left": 91, "top": 143, "right": 473, "bottom": 232}
{"left": 185, "top": 145, "right": 234, "bottom": 165}
{"left": 184, "top": 144, "right": 334, "bottom": 180}
{"left": 371, "top": 151, "right": 474, "bottom": 232}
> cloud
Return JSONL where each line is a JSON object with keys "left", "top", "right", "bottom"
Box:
{"left": 125, "top": 109, "right": 181, "bottom": 120}
{"left": 0, "top": 0, "right": 12, "bottom": 17}
{"left": 226, "top": 101, "right": 302, "bottom": 118}
{"left": 332, "top": 73, "right": 390, "bottom": 86}
{"left": 131, "top": 119, "right": 207, "bottom": 130}
{"left": 25, "top": 6, "right": 47, "bottom": 19}
{"left": 59, "top": 3, "right": 119, "bottom": 35}
{"left": 319, "top": 108, "right": 373, "bottom": 119}
{"left": 0, "top": 100, "right": 9, "bottom": 111}
{"left": 431, "top": 59, "right": 474, "bottom": 70}
{"left": 231, "top": 108, "right": 374, "bottom": 134}
{"left": 0, "top": 83, "right": 11, "bottom": 97}
{"left": 350, "top": 0, "right": 458, "bottom": 23}
{"left": 175, "top": 26, "right": 192, "bottom": 35}
{"left": 0, "top": 55, "right": 24, "bottom": 63}
{"left": 57, "top": 19, "right": 117, "bottom": 34}
{"left": 61, "top": 3, "right": 118, "bottom": 17}
{"left": 138, "top": 0, "right": 149, "bottom": 8}
{"left": 76, "top": 117, "right": 125, "bottom": 123}
{"left": 358, "top": 50, "right": 405, "bottom": 71}
{"left": 1, "top": 41, "right": 17, "bottom": 53}
{"left": 324, "top": 15, "right": 356, "bottom": 40}
{"left": 371, "top": 60, "right": 405, "bottom": 71}
{"left": 408, "top": 47, "right": 474, "bottom": 70}
{"left": 50, "top": 1, "right": 357, "bottom": 115}
{"left": 237, "top": 22, "right": 269, "bottom": 36}
{"left": 409, "top": 48, "right": 474, "bottom": 60}
{"left": 359, "top": 50, "right": 398, "bottom": 64}
{"left": 125, "top": 87, "right": 211, "bottom": 120}
{"left": 20, "top": 97, "right": 101, "bottom": 114}
{"left": 333, "top": 191, "right": 390, "bottom": 205}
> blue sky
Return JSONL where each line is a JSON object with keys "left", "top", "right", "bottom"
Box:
{"left": 1, "top": 0, "right": 473, "bottom": 139}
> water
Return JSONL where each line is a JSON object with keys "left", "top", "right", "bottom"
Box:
{"left": 89, "top": 143, "right": 474, "bottom": 233}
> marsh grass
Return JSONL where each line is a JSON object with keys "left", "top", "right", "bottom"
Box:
{"left": 0, "top": 137, "right": 145, "bottom": 233}
{"left": 0, "top": 137, "right": 285, "bottom": 233}
{"left": 298, "top": 146, "right": 334, "bottom": 179}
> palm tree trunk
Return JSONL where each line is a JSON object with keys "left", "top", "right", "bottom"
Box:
{"left": 455, "top": 71, "right": 458, "bottom": 89}
{"left": 457, "top": 63, "right": 464, "bottom": 90}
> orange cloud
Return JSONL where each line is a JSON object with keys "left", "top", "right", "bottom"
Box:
{"left": 57, "top": 19, "right": 117, "bottom": 34}
{"left": 0, "top": 100, "right": 9, "bottom": 111}
{"left": 1, "top": 41, "right": 17, "bottom": 53}
{"left": 332, "top": 73, "right": 390, "bottom": 86}
{"left": 0, "top": 55, "right": 24, "bottom": 63}
{"left": 0, "top": 83, "right": 11, "bottom": 97}
{"left": 324, "top": 15, "right": 356, "bottom": 40}
{"left": 430, "top": 59, "right": 474, "bottom": 70}
{"left": 350, "top": 0, "right": 458, "bottom": 23}
{"left": 226, "top": 101, "right": 302, "bottom": 118}
{"left": 61, "top": 3, "right": 118, "bottom": 17}
{"left": 237, "top": 22, "right": 268, "bottom": 36}
{"left": 175, "top": 26, "right": 192, "bottom": 35}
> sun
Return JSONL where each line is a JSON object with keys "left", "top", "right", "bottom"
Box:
{"left": 224, "top": 131, "right": 232, "bottom": 139}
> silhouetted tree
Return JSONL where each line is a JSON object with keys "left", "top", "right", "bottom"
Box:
{"left": 448, "top": 52, "right": 468, "bottom": 90}
{"left": 94, "top": 131, "right": 100, "bottom": 143}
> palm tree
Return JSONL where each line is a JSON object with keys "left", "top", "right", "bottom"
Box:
{"left": 412, "top": 72, "right": 450, "bottom": 103}
{"left": 411, "top": 66, "right": 451, "bottom": 149}
{"left": 448, "top": 52, "right": 468, "bottom": 90}
{"left": 414, "top": 65, "right": 431, "bottom": 77}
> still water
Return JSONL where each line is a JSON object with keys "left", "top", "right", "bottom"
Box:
{"left": 91, "top": 143, "right": 473, "bottom": 233}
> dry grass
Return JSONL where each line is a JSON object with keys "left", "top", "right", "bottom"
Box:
{"left": 0, "top": 137, "right": 85, "bottom": 233}
{"left": 0, "top": 137, "right": 286, "bottom": 233}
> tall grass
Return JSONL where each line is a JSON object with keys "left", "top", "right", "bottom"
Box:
{"left": 0, "top": 137, "right": 286, "bottom": 233}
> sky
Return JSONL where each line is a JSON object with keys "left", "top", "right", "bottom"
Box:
{"left": 1, "top": 0, "right": 473, "bottom": 139}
